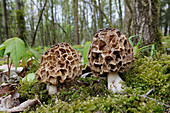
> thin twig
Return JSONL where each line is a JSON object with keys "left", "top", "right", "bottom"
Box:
{"left": 139, "top": 87, "right": 170, "bottom": 107}
{"left": 139, "top": 95, "right": 170, "bottom": 107}
{"left": 121, "top": 87, "right": 170, "bottom": 108}
{"left": 142, "top": 86, "right": 155, "bottom": 97}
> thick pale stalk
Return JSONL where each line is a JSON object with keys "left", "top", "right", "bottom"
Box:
{"left": 46, "top": 84, "right": 57, "bottom": 95}
{"left": 107, "top": 72, "right": 123, "bottom": 93}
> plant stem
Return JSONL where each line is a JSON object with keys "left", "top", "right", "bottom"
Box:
{"left": 7, "top": 55, "right": 10, "bottom": 78}
{"left": 7, "top": 55, "right": 13, "bottom": 78}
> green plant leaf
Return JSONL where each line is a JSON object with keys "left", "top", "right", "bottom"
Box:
{"left": 73, "top": 45, "right": 83, "bottom": 53}
{"left": 0, "top": 44, "right": 6, "bottom": 57}
{"left": 150, "top": 44, "right": 155, "bottom": 56}
{"left": 139, "top": 44, "right": 152, "bottom": 51}
{"left": 0, "top": 49, "right": 5, "bottom": 58}
{"left": 128, "top": 35, "right": 139, "bottom": 47}
{"left": 28, "top": 48, "right": 41, "bottom": 59}
{"left": 81, "top": 39, "right": 85, "bottom": 46}
{"left": 167, "top": 39, "right": 170, "bottom": 45}
{"left": 136, "top": 36, "right": 143, "bottom": 47}
{"left": 0, "top": 44, "right": 5, "bottom": 51}
{"left": 133, "top": 46, "right": 139, "bottom": 57}
{"left": 4, "top": 37, "right": 27, "bottom": 70}
{"left": 83, "top": 41, "right": 91, "bottom": 64}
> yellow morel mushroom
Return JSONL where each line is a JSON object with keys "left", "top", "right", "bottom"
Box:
{"left": 35, "top": 43, "right": 82, "bottom": 95}
{"left": 88, "top": 28, "right": 134, "bottom": 92}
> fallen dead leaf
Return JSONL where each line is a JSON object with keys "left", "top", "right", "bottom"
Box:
{"left": 0, "top": 83, "right": 18, "bottom": 97}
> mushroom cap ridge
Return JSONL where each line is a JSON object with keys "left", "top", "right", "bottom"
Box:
{"left": 35, "top": 42, "right": 82, "bottom": 85}
{"left": 88, "top": 28, "right": 134, "bottom": 76}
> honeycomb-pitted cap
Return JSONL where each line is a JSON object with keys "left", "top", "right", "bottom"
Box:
{"left": 35, "top": 43, "right": 82, "bottom": 85}
{"left": 88, "top": 28, "right": 134, "bottom": 76}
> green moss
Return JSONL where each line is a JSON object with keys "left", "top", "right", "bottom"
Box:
{"left": 123, "top": 54, "right": 170, "bottom": 100}
{"left": 57, "top": 77, "right": 113, "bottom": 102}
{"left": 18, "top": 79, "right": 50, "bottom": 104}
{"left": 30, "top": 94, "right": 165, "bottom": 113}
{"left": 19, "top": 54, "right": 169, "bottom": 112}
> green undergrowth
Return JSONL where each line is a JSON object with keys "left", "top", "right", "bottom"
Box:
{"left": 19, "top": 79, "right": 50, "bottom": 104}
{"left": 123, "top": 53, "right": 170, "bottom": 101}
{"left": 19, "top": 54, "right": 170, "bottom": 112}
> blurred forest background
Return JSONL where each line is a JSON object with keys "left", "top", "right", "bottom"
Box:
{"left": 0, "top": 0, "right": 169, "bottom": 48}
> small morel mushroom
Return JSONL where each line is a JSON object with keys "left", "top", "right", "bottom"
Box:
{"left": 35, "top": 43, "right": 82, "bottom": 95}
{"left": 88, "top": 28, "right": 134, "bottom": 93}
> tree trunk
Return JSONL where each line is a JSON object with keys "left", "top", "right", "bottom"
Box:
{"left": 132, "top": 0, "right": 162, "bottom": 51}
{"left": 15, "top": 0, "right": 26, "bottom": 42}
{"left": 118, "top": 0, "right": 123, "bottom": 31}
{"left": 109, "top": 0, "right": 112, "bottom": 24}
{"left": 30, "top": 1, "right": 35, "bottom": 45}
{"left": 1, "top": 0, "right": 8, "bottom": 40}
{"left": 98, "top": 0, "right": 103, "bottom": 29}
{"left": 74, "top": 0, "right": 79, "bottom": 45}
{"left": 40, "top": 0, "right": 44, "bottom": 46}
{"left": 124, "top": 0, "right": 132, "bottom": 37}
{"left": 51, "top": 0, "right": 57, "bottom": 44}
{"left": 83, "top": 1, "right": 87, "bottom": 42}
{"left": 31, "top": 0, "right": 47, "bottom": 46}
{"left": 84, "top": 0, "right": 113, "bottom": 28}
{"left": 44, "top": 5, "right": 50, "bottom": 46}
{"left": 79, "top": 3, "right": 83, "bottom": 42}
{"left": 164, "top": 23, "right": 168, "bottom": 36}
{"left": 92, "top": 0, "right": 97, "bottom": 35}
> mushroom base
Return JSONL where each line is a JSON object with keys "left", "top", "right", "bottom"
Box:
{"left": 46, "top": 84, "right": 57, "bottom": 95}
{"left": 107, "top": 72, "right": 123, "bottom": 93}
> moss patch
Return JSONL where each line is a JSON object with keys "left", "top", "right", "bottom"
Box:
{"left": 19, "top": 54, "right": 170, "bottom": 112}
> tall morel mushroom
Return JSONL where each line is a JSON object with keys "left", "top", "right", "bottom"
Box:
{"left": 35, "top": 43, "right": 82, "bottom": 95}
{"left": 88, "top": 28, "right": 134, "bottom": 92}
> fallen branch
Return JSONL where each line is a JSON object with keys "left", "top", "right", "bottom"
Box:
{"left": 0, "top": 98, "right": 42, "bottom": 112}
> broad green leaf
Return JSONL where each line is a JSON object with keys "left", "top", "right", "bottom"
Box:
{"left": 0, "top": 44, "right": 6, "bottom": 57}
{"left": 0, "top": 44, "right": 5, "bottom": 51}
{"left": 83, "top": 41, "right": 91, "bottom": 64}
{"left": 4, "top": 37, "right": 27, "bottom": 70}
{"left": 0, "top": 49, "right": 5, "bottom": 58}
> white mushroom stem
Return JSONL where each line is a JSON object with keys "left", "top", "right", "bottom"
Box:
{"left": 46, "top": 84, "right": 57, "bottom": 95}
{"left": 107, "top": 72, "right": 123, "bottom": 93}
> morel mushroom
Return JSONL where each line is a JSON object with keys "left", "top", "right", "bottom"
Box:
{"left": 88, "top": 28, "right": 134, "bottom": 92}
{"left": 35, "top": 43, "right": 82, "bottom": 95}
